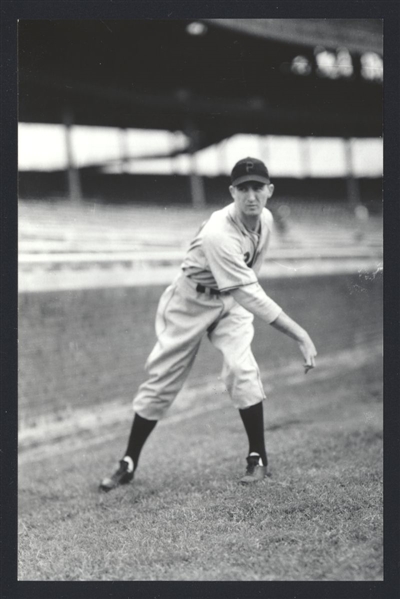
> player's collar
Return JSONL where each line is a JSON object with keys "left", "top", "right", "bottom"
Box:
{"left": 228, "top": 203, "right": 262, "bottom": 237}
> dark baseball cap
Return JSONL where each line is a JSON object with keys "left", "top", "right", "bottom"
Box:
{"left": 231, "top": 157, "right": 270, "bottom": 187}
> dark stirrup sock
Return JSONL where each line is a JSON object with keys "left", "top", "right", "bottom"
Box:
{"left": 124, "top": 413, "right": 158, "bottom": 470}
{"left": 238, "top": 401, "right": 268, "bottom": 466}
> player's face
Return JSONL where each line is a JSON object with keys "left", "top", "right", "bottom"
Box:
{"left": 229, "top": 181, "right": 274, "bottom": 219}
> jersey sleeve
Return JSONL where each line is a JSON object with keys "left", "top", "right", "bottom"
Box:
{"left": 263, "top": 208, "right": 274, "bottom": 227}
{"left": 202, "top": 229, "right": 258, "bottom": 291}
{"left": 231, "top": 282, "right": 282, "bottom": 324}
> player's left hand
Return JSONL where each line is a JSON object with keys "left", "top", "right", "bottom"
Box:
{"left": 297, "top": 334, "right": 317, "bottom": 374}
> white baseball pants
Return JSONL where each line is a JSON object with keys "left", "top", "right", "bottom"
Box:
{"left": 133, "top": 273, "right": 266, "bottom": 420}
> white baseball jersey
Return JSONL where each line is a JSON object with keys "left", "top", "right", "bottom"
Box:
{"left": 133, "top": 202, "right": 279, "bottom": 420}
{"left": 181, "top": 203, "right": 274, "bottom": 291}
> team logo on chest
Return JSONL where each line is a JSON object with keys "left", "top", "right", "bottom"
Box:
{"left": 244, "top": 251, "right": 252, "bottom": 265}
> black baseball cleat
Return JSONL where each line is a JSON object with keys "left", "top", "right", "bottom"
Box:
{"left": 240, "top": 453, "right": 270, "bottom": 484}
{"left": 99, "top": 457, "right": 134, "bottom": 492}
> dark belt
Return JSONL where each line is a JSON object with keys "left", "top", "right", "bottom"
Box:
{"left": 196, "top": 283, "right": 221, "bottom": 296}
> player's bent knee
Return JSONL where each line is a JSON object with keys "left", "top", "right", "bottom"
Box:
{"left": 224, "top": 356, "right": 255, "bottom": 378}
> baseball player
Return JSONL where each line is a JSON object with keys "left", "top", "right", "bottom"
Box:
{"left": 99, "top": 157, "right": 317, "bottom": 491}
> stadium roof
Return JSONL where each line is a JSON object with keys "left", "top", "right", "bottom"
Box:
{"left": 18, "top": 20, "right": 382, "bottom": 152}
{"left": 205, "top": 19, "right": 383, "bottom": 55}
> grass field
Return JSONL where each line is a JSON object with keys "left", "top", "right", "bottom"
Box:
{"left": 18, "top": 267, "right": 383, "bottom": 581}
{"left": 18, "top": 345, "right": 382, "bottom": 581}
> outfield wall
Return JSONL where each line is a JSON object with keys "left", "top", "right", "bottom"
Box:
{"left": 18, "top": 273, "right": 383, "bottom": 429}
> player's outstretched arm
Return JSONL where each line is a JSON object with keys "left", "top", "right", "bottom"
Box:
{"left": 231, "top": 283, "right": 317, "bottom": 373}
{"left": 270, "top": 311, "right": 317, "bottom": 373}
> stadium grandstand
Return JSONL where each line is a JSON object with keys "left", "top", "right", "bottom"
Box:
{"left": 18, "top": 19, "right": 382, "bottom": 291}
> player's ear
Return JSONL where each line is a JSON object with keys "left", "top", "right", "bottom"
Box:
{"left": 267, "top": 184, "right": 275, "bottom": 198}
{"left": 229, "top": 185, "right": 236, "bottom": 199}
